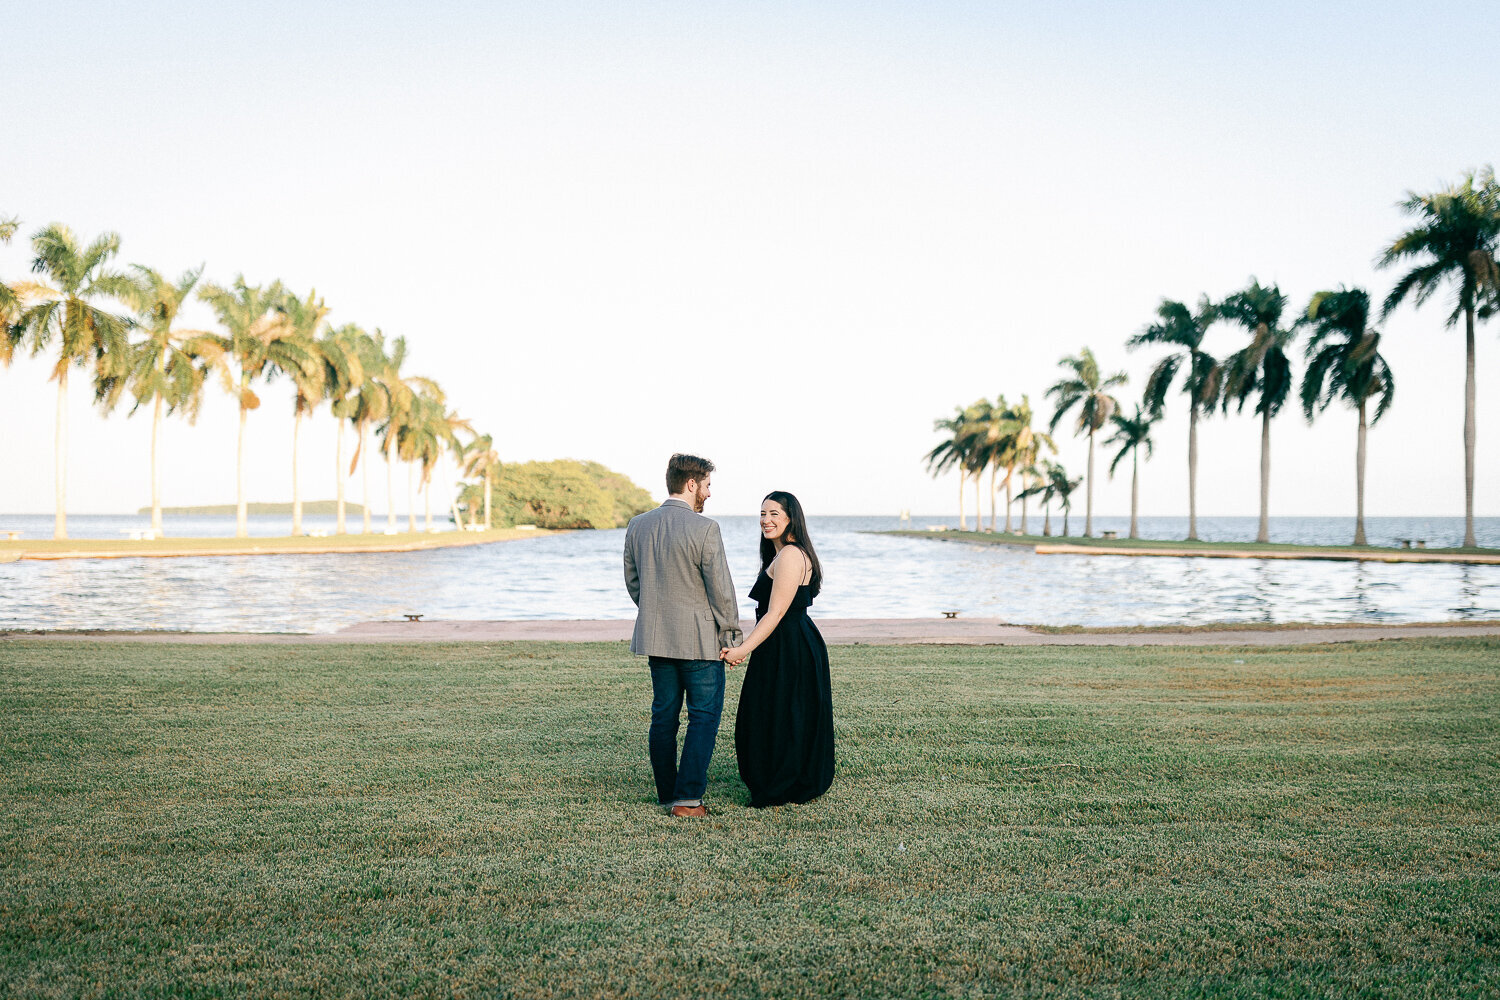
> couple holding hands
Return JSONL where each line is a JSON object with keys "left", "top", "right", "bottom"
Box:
{"left": 623, "top": 453, "right": 835, "bottom": 817}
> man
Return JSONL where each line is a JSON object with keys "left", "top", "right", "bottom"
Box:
{"left": 623, "top": 453, "right": 743, "bottom": 818}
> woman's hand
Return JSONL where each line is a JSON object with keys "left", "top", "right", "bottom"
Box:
{"left": 720, "top": 645, "right": 748, "bottom": 667}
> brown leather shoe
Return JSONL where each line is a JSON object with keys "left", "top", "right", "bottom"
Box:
{"left": 670, "top": 804, "right": 709, "bottom": 818}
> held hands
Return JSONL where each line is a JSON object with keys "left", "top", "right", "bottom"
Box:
{"left": 720, "top": 645, "right": 748, "bottom": 668}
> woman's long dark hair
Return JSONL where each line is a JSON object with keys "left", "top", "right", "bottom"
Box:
{"left": 759, "top": 491, "right": 822, "bottom": 598}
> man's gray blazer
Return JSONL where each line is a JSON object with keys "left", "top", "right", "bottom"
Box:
{"left": 624, "top": 499, "right": 744, "bottom": 660}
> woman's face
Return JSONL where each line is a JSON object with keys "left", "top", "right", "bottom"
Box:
{"left": 759, "top": 500, "right": 790, "bottom": 542}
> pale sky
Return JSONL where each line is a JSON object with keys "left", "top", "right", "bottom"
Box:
{"left": 3, "top": 1, "right": 1497, "bottom": 518}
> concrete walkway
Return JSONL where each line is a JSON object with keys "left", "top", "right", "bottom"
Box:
{"left": 5, "top": 619, "right": 1499, "bottom": 646}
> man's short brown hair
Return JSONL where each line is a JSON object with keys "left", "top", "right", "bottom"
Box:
{"left": 666, "top": 453, "right": 714, "bottom": 495}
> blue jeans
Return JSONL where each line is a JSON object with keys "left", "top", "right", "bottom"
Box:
{"left": 647, "top": 657, "right": 725, "bottom": 806}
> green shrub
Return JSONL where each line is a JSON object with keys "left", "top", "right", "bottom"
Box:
{"left": 471, "top": 459, "right": 655, "bottom": 529}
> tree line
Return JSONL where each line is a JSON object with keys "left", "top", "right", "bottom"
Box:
{"left": 926, "top": 168, "right": 1499, "bottom": 548}
{"left": 1, "top": 222, "right": 502, "bottom": 540}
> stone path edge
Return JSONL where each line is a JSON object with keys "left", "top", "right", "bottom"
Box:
{"left": 5, "top": 619, "right": 1500, "bottom": 647}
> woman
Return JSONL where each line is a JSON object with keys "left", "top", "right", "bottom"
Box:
{"left": 721, "top": 491, "right": 835, "bottom": 807}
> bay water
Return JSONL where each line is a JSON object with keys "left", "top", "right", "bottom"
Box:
{"left": 1, "top": 513, "right": 1497, "bottom": 633}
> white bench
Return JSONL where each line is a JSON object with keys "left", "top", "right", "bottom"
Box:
{"left": 304, "top": 529, "right": 328, "bottom": 537}
{"left": 120, "top": 528, "right": 159, "bottom": 541}
{"left": 0, "top": 530, "right": 21, "bottom": 541}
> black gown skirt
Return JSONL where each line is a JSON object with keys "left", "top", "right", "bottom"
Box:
{"left": 735, "top": 569, "right": 835, "bottom": 807}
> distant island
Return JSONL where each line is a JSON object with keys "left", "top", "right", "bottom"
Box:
{"left": 138, "top": 501, "right": 367, "bottom": 516}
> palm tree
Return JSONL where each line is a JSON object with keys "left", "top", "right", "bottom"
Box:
{"left": 1016, "top": 461, "right": 1042, "bottom": 535}
{"left": 1127, "top": 296, "right": 1222, "bottom": 540}
{"left": 10, "top": 225, "right": 133, "bottom": 539}
{"left": 1050, "top": 463, "right": 1082, "bottom": 538}
{"left": 278, "top": 288, "right": 332, "bottom": 537}
{"left": 1105, "top": 404, "right": 1158, "bottom": 539}
{"left": 1047, "top": 348, "right": 1126, "bottom": 538}
{"left": 114, "top": 265, "right": 213, "bottom": 536}
{"left": 392, "top": 386, "right": 454, "bottom": 533}
{"left": 998, "top": 395, "right": 1055, "bottom": 533}
{"left": 925, "top": 405, "right": 979, "bottom": 530}
{"left": 403, "top": 396, "right": 470, "bottom": 532}
{"left": 460, "top": 432, "right": 500, "bottom": 529}
{"left": 966, "top": 396, "right": 1010, "bottom": 532}
{"left": 321, "top": 323, "right": 367, "bottom": 535}
{"left": 1219, "top": 279, "right": 1296, "bottom": 544}
{"left": 0, "top": 215, "right": 20, "bottom": 336}
{"left": 373, "top": 337, "right": 439, "bottom": 533}
{"left": 343, "top": 327, "right": 390, "bottom": 534}
{"left": 1379, "top": 167, "right": 1500, "bottom": 548}
{"left": 196, "top": 275, "right": 309, "bottom": 538}
{"left": 1300, "top": 288, "right": 1397, "bottom": 547}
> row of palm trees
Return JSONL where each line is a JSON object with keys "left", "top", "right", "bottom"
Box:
{"left": 926, "top": 168, "right": 1499, "bottom": 548}
{"left": 1, "top": 221, "right": 503, "bottom": 540}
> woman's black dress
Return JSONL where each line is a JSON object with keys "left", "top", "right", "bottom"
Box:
{"left": 735, "top": 568, "right": 835, "bottom": 807}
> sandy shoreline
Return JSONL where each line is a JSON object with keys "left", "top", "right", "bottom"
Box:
{"left": 0, "top": 527, "right": 555, "bottom": 561}
{"left": 1034, "top": 542, "right": 1500, "bottom": 564}
{"left": 878, "top": 530, "right": 1500, "bottom": 565}
{"left": 5, "top": 618, "right": 1499, "bottom": 647}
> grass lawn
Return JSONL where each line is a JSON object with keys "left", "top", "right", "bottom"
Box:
{"left": 877, "top": 528, "right": 1500, "bottom": 559}
{"left": 2, "top": 639, "right": 1497, "bottom": 998}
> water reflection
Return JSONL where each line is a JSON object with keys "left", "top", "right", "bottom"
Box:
{"left": 1, "top": 515, "right": 1498, "bottom": 633}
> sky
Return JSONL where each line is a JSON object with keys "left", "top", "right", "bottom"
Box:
{"left": 2, "top": 1, "right": 1497, "bottom": 519}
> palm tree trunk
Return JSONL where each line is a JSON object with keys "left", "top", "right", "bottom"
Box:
{"left": 973, "top": 473, "right": 981, "bottom": 532}
{"left": 150, "top": 392, "right": 164, "bottom": 537}
{"left": 361, "top": 421, "right": 372, "bottom": 534}
{"left": 1021, "top": 492, "right": 1029, "bottom": 535}
{"left": 1043, "top": 499, "right": 1052, "bottom": 537}
{"left": 407, "top": 463, "right": 416, "bottom": 533}
{"left": 1463, "top": 306, "right": 1477, "bottom": 548}
{"left": 1084, "top": 428, "right": 1095, "bottom": 537}
{"left": 1187, "top": 404, "right": 1199, "bottom": 541}
{"left": 291, "top": 409, "right": 304, "bottom": 537}
{"left": 423, "top": 469, "right": 433, "bottom": 532}
{"left": 1129, "top": 449, "right": 1140, "bottom": 539}
{"left": 385, "top": 435, "right": 396, "bottom": 533}
{"left": 236, "top": 373, "right": 249, "bottom": 539}
{"left": 1354, "top": 401, "right": 1368, "bottom": 547}
{"left": 988, "top": 465, "right": 997, "bottom": 532}
{"left": 484, "top": 470, "right": 492, "bottom": 530}
{"left": 1257, "top": 407, "right": 1271, "bottom": 543}
{"left": 1063, "top": 507, "right": 1070, "bottom": 537}
{"left": 54, "top": 368, "right": 68, "bottom": 540}
{"left": 1004, "top": 472, "right": 1014, "bottom": 533}
{"left": 335, "top": 420, "right": 347, "bottom": 535}
{"left": 957, "top": 474, "right": 966, "bottom": 531}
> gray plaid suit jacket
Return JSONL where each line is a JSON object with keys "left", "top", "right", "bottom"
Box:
{"left": 623, "top": 499, "right": 744, "bottom": 659}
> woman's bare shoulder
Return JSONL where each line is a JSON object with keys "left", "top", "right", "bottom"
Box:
{"left": 769, "top": 545, "right": 809, "bottom": 578}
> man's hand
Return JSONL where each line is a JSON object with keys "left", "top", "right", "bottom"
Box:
{"left": 720, "top": 646, "right": 748, "bottom": 668}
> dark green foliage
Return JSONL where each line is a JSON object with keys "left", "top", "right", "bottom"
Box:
{"left": 1300, "top": 287, "right": 1395, "bottom": 424}
{"left": 488, "top": 458, "right": 653, "bottom": 529}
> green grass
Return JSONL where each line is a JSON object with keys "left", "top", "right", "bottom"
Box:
{"left": 878, "top": 528, "right": 1500, "bottom": 558}
{"left": 1023, "top": 619, "right": 1500, "bottom": 634}
{"left": 2, "top": 639, "right": 1497, "bottom": 998}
